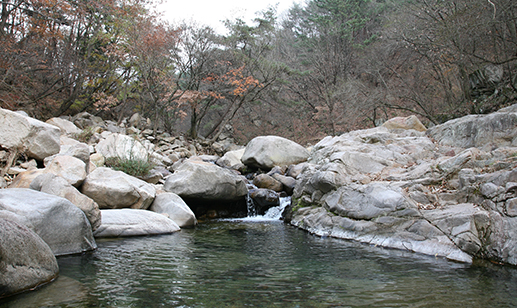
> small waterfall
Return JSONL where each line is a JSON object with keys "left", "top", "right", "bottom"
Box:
{"left": 240, "top": 196, "right": 291, "bottom": 221}
{"left": 246, "top": 194, "right": 257, "bottom": 217}
{"left": 262, "top": 196, "right": 291, "bottom": 220}
{"left": 236, "top": 183, "right": 290, "bottom": 221}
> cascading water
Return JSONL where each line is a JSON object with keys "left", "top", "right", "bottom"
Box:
{"left": 246, "top": 194, "right": 257, "bottom": 217}
{"left": 243, "top": 195, "right": 291, "bottom": 221}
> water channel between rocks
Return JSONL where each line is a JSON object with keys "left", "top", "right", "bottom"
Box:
{"left": 2, "top": 201, "right": 517, "bottom": 308}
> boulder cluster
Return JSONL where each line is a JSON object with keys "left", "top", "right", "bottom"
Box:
{"left": 0, "top": 108, "right": 307, "bottom": 298}
{"left": 4, "top": 103, "right": 517, "bottom": 297}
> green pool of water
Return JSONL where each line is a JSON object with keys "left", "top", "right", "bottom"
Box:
{"left": 2, "top": 220, "right": 517, "bottom": 307}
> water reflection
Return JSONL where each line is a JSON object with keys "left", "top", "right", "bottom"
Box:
{"left": 1, "top": 221, "right": 517, "bottom": 307}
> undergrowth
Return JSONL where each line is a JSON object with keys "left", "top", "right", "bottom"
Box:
{"left": 105, "top": 156, "right": 154, "bottom": 177}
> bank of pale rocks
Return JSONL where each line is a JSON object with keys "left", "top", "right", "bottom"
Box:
{"left": 288, "top": 106, "right": 517, "bottom": 265}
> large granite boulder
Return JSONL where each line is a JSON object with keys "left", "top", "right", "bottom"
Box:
{"left": 0, "top": 108, "right": 61, "bottom": 160}
{"left": 0, "top": 218, "right": 59, "bottom": 299}
{"left": 81, "top": 167, "right": 156, "bottom": 209}
{"left": 150, "top": 193, "right": 197, "bottom": 228}
{"left": 0, "top": 189, "right": 96, "bottom": 256}
{"left": 93, "top": 209, "right": 180, "bottom": 238}
{"left": 164, "top": 160, "right": 247, "bottom": 201}
{"left": 241, "top": 136, "right": 309, "bottom": 170}
{"left": 30, "top": 174, "right": 101, "bottom": 231}
{"left": 95, "top": 133, "right": 150, "bottom": 161}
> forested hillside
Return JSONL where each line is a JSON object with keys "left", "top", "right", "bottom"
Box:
{"left": 1, "top": 0, "right": 516, "bottom": 144}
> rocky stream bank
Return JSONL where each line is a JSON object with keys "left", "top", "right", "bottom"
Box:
{"left": 2, "top": 105, "right": 517, "bottom": 298}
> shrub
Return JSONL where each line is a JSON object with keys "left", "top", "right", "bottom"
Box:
{"left": 105, "top": 156, "right": 154, "bottom": 177}
{"left": 74, "top": 127, "right": 95, "bottom": 143}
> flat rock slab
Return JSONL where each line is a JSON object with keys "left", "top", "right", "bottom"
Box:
{"left": 93, "top": 209, "right": 180, "bottom": 238}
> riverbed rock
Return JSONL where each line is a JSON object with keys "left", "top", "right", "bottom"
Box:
{"left": 290, "top": 205, "right": 472, "bottom": 263}
{"left": 382, "top": 115, "right": 427, "bottom": 132}
{"left": 55, "top": 136, "right": 91, "bottom": 165}
{"left": 8, "top": 169, "right": 46, "bottom": 188}
{"left": 253, "top": 173, "right": 283, "bottom": 192}
{"left": 95, "top": 132, "right": 150, "bottom": 161}
{"left": 150, "top": 193, "right": 197, "bottom": 228}
{"left": 164, "top": 160, "right": 247, "bottom": 201}
{"left": 249, "top": 189, "right": 280, "bottom": 215}
{"left": 0, "top": 218, "right": 59, "bottom": 299}
{"left": 271, "top": 173, "right": 297, "bottom": 195}
{"left": 241, "top": 136, "right": 310, "bottom": 170}
{"left": 0, "top": 108, "right": 61, "bottom": 161}
{"left": 427, "top": 109, "right": 517, "bottom": 150}
{"left": 30, "top": 174, "right": 101, "bottom": 231}
{"left": 81, "top": 167, "right": 156, "bottom": 210}
{"left": 46, "top": 117, "right": 82, "bottom": 136}
{"left": 216, "top": 148, "right": 245, "bottom": 169}
{"left": 93, "top": 209, "right": 180, "bottom": 238}
{"left": 0, "top": 188, "right": 97, "bottom": 256}
{"left": 43, "top": 155, "right": 87, "bottom": 187}
{"left": 288, "top": 107, "right": 517, "bottom": 265}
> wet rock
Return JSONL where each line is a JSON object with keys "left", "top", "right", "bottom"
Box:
{"left": 249, "top": 189, "right": 280, "bottom": 215}
{"left": 271, "top": 173, "right": 296, "bottom": 195}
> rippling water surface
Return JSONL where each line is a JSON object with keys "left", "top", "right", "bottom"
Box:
{"left": 2, "top": 220, "right": 517, "bottom": 307}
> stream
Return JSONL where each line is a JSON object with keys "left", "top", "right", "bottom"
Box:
{"left": 2, "top": 201, "right": 517, "bottom": 307}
